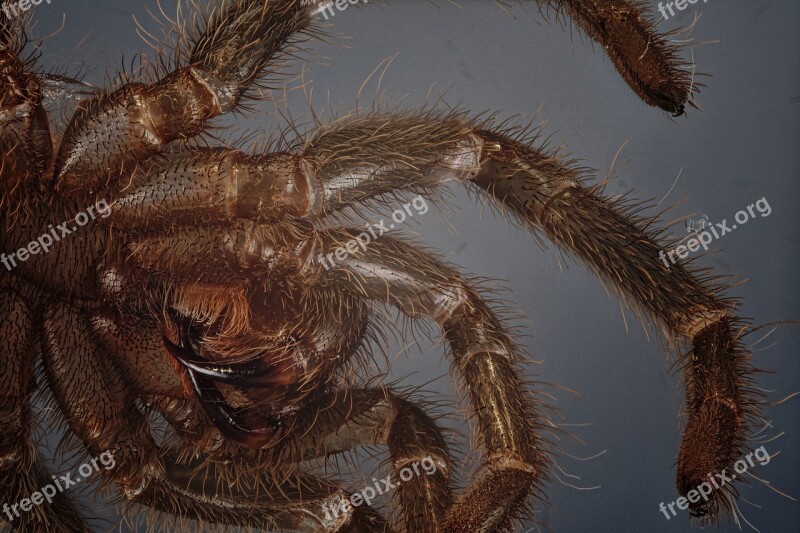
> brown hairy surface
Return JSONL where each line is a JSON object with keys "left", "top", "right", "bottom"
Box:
{"left": 530, "top": 0, "right": 698, "bottom": 115}
{"left": 0, "top": 1, "right": 771, "bottom": 532}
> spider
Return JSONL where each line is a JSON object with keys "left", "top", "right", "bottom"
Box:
{"left": 1, "top": 0, "right": 764, "bottom": 531}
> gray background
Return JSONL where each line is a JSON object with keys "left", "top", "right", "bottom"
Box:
{"left": 27, "top": 1, "right": 800, "bottom": 531}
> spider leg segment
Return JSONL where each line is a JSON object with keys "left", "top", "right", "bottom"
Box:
{"left": 544, "top": 0, "right": 697, "bottom": 116}
{"left": 314, "top": 231, "right": 552, "bottom": 532}
{"left": 1, "top": 286, "right": 89, "bottom": 532}
{"left": 41, "top": 301, "right": 159, "bottom": 497}
{"left": 122, "top": 222, "right": 316, "bottom": 283}
{"left": 1, "top": 13, "right": 52, "bottom": 206}
{"left": 335, "top": 388, "right": 453, "bottom": 533}
{"left": 109, "top": 147, "right": 321, "bottom": 229}
{"left": 309, "top": 0, "right": 696, "bottom": 115}
{"left": 52, "top": 0, "right": 312, "bottom": 193}
{"left": 293, "top": 387, "right": 453, "bottom": 533}
{"left": 159, "top": 451, "right": 393, "bottom": 532}
{"left": 104, "top": 114, "right": 482, "bottom": 227}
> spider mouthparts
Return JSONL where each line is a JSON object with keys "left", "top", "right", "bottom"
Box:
{"left": 162, "top": 333, "right": 289, "bottom": 449}
{"left": 162, "top": 333, "right": 293, "bottom": 388}
{"left": 187, "top": 364, "right": 285, "bottom": 449}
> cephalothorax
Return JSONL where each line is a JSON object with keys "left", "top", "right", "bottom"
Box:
{"left": 1, "top": 1, "right": 763, "bottom": 531}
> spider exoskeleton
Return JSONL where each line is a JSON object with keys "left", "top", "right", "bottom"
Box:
{"left": 2, "top": 1, "right": 763, "bottom": 531}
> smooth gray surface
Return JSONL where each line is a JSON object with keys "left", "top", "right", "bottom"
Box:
{"left": 26, "top": 1, "right": 800, "bottom": 531}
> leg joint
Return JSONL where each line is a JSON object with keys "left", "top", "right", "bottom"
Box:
{"left": 677, "top": 307, "right": 729, "bottom": 339}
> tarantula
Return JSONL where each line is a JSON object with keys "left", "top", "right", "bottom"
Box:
{"left": 1, "top": 0, "right": 763, "bottom": 531}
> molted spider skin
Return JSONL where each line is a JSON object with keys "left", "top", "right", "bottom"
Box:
{"left": 1, "top": 1, "right": 794, "bottom": 532}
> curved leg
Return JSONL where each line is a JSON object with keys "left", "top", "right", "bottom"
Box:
{"left": 539, "top": 0, "right": 696, "bottom": 115}
{"left": 100, "top": 104, "right": 669, "bottom": 236}
{"left": 315, "top": 231, "right": 553, "bottom": 533}
{"left": 0, "top": 285, "right": 89, "bottom": 532}
{"left": 469, "top": 131, "right": 758, "bottom": 521}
